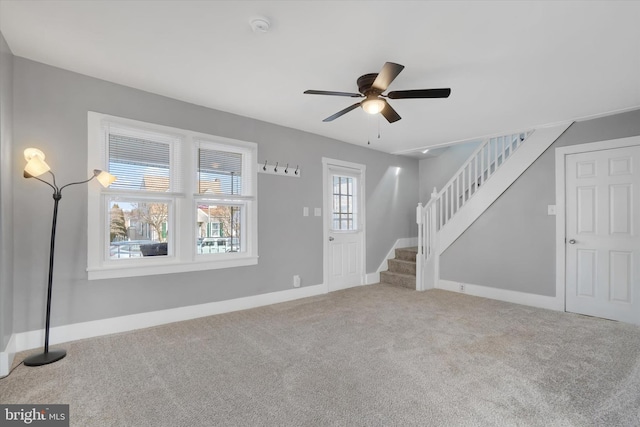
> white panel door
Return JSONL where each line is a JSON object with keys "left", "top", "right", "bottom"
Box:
{"left": 565, "top": 145, "right": 640, "bottom": 323}
{"left": 325, "top": 162, "right": 365, "bottom": 292}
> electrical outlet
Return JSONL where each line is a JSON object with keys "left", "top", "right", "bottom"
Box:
{"left": 459, "top": 283, "right": 465, "bottom": 292}
{"left": 293, "top": 275, "right": 301, "bottom": 288}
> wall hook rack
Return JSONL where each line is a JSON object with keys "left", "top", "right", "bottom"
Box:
{"left": 258, "top": 160, "right": 301, "bottom": 178}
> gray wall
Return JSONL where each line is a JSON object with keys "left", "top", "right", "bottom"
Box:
{"left": 11, "top": 58, "right": 418, "bottom": 334}
{"left": 440, "top": 109, "right": 640, "bottom": 296}
{"left": 418, "top": 142, "right": 480, "bottom": 204}
{"left": 0, "top": 31, "right": 14, "bottom": 352}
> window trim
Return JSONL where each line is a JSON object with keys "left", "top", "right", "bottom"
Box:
{"left": 87, "top": 112, "right": 258, "bottom": 280}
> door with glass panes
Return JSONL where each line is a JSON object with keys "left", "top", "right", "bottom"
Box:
{"left": 325, "top": 160, "right": 365, "bottom": 291}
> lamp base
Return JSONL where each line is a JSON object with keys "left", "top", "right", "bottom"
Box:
{"left": 23, "top": 349, "right": 66, "bottom": 367}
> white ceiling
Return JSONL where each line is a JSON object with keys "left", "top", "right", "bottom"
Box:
{"left": 1, "top": 1, "right": 639, "bottom": 158}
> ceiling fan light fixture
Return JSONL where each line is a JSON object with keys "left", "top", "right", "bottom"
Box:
{"left": 362, "top": 97, "right": 385, "bottom": 115}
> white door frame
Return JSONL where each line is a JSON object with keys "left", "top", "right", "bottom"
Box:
{"left": 555, "top": 135, "right": 640, "bottom": 312}
{"left": 322, "top": 157, "right": 366, "bottom": 292}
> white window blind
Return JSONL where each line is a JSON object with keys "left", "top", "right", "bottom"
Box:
{"left": 105, "top": 124, "right": 182, "bottom": 193}
{"left": 196, "top": 142, "right": 252, "bottom": 197}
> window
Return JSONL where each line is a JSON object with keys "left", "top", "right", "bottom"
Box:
{"left": 194, "top": 141, "right": 251, "bottom": 257}
{"left": 87, "top": 112, "right": 257, "bottom": 279}
{"left": 331, "top": 175, "right": 357, "bottom": 231}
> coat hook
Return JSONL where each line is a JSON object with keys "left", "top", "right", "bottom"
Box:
{"left": 263, "top": 160, "right": 267, "bottom": 171}
{"left": 274, "top": 162, "right": 278, "bottom": 173}
{"left": 294, "top": 165, "right": 299, "bottom": 175}
{"left": 284, "top": 163, "right": 289, "bottom": 174}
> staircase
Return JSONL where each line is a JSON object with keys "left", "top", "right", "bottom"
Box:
{"left": 416, "top": 122, "right": 573, "bottom": 291}
{"left": 380, "top": 247, "right": 417, "bottom": 289}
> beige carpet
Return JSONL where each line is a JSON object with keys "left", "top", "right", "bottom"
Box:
{"left": 2, "top": 284, "right": 639, "bottom": 426}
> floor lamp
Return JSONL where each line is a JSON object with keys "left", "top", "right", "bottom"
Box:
{"left": 22, "top": 148, "right": 116, "bottom": 367}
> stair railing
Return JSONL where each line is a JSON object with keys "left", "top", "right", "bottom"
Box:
{"left": 416, "top": 130, "right": 534, "bottom": 291}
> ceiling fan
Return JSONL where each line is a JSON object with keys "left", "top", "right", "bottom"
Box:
{"left": 304, "top": 62, "right": 451, "bottom": 123}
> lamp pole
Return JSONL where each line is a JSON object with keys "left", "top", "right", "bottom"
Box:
{"left": 23, "top": 173, "right": 104, "bottom": 366}
{"left": 22, "top": 156, "right": 115, "bottom": 366}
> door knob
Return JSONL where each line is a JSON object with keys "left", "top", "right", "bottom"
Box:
{"left": 568, "top": 239, "right": 576, "bottom": 244}
{"left": 329, "top": 236, "right": 334, "bottom": 241}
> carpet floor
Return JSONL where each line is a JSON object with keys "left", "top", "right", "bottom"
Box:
{"left": 1, "top": 284, "right": 639, "bottom": 426}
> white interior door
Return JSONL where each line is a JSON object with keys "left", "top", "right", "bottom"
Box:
{"left": 323, "top": 159, "right": 365, "bottom": 292}
{"left": 565, "top": 145, "right": 640, "bottom": 323}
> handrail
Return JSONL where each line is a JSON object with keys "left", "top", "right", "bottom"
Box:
{"left": 434, "top": 130, "right": 533, "bottom": 230}
{"left": 417, "top": 129, "right": 534, "bottom": 261}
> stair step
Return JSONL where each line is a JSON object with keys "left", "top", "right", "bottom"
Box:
{"left": 388, "top": 258, "right": 416, "bottom": 276}
{"left": 380, "top": 271, "right": 415, "bottom": 289}
{"left": 395, "top": 247, "right": 418, "bottom": 262}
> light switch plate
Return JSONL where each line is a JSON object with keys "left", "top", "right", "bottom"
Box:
{"left": 547, "top": 205, "right": 556, "bottom": 215}
{"left": 303, "top": 207, "right": 309, "bottom": 217}
{"left": 314, "top": 208, "right": 321, "bottom": 217}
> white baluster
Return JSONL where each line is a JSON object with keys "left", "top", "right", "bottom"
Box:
{"left": 501, "top": 135, "right": 508, "bottom": 165}
{"left": 480, "top": 144, "right": 485, "bottom": 186}
{"left": 456, "top": 176, "right": 460, "bottom": 210}
{"left": 467, "top": 162, "right": 473, "bottom": 200}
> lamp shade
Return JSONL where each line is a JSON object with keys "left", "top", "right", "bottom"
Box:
{"left": 24, "top": 155, "right": 51, "bottom": 177}
{"left": 94, "top": 170, "right": 117, "bottom": 188}
{"left": 361, "top": 98, "right": 386, "bottom": 115}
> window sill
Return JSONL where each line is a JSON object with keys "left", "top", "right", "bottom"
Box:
{"left": 87, "top": 256, "right": 259, "bottom": 280}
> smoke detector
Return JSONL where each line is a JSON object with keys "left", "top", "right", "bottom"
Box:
{"left": 250, "top": 17, "right": 270, "bottom": 33}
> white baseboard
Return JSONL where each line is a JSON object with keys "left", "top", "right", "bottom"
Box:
{"left": 0, "top": 333, "right": 16, "bottom": 377}
{"left": 12, "top": 284, "right": 327, "bottom": 355}
{"left": 365, "top": 272, "right": 380, "bottom": 285}
{"left": 376, "top": 237, "right": 418, "bottom": 275}
{"left": 438, "top": 279, "right": 563, "bottom": 311}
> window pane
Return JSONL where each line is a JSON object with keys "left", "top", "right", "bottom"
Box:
{"left": 108, "top": 199, "right": 170, "bottom": 259}
{"left": 331, "top": 175, "right": 357, "bottom": 231}
{"left": 198, "top": 148, "right": 243, "bottom": 195}
{"left": 196, "top": 204, "right": 243, "bottom": 254}
{"left": 108, "top": 132, "right": 172, "bottom": 192}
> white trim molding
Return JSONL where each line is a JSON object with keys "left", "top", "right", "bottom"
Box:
{"left": 438, "top": 280, "right": 563, "bottom": 311}
{"left": 555, "top": 135, "right": 640, "bottom": 315}
{"left": 10, "top": 284, "right": 327, "bottom": 356}
{"left": 0, "top": 334, "right": 16, "bottom": 377}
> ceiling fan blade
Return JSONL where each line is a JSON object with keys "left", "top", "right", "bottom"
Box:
{"left": 380, "top": 100, "right": 401, "bottom": 123}
{"left": 304, "top": 90, "right": 363, "bottom": 98}
{"left": 372, "top": 62, "right": 405, "bottom": 92}
{"left": 322, "top": 102, "right": 362, "bottom": 122}
{"left": 387, "top": 88, "right": 451, "bottom": 99}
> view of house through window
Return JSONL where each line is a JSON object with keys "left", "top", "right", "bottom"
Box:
{"left": 109, "top": 199, "right": 170, "bottom": 259}
{"left": 196, "top": 204, "right": 242, "bottom": 254}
